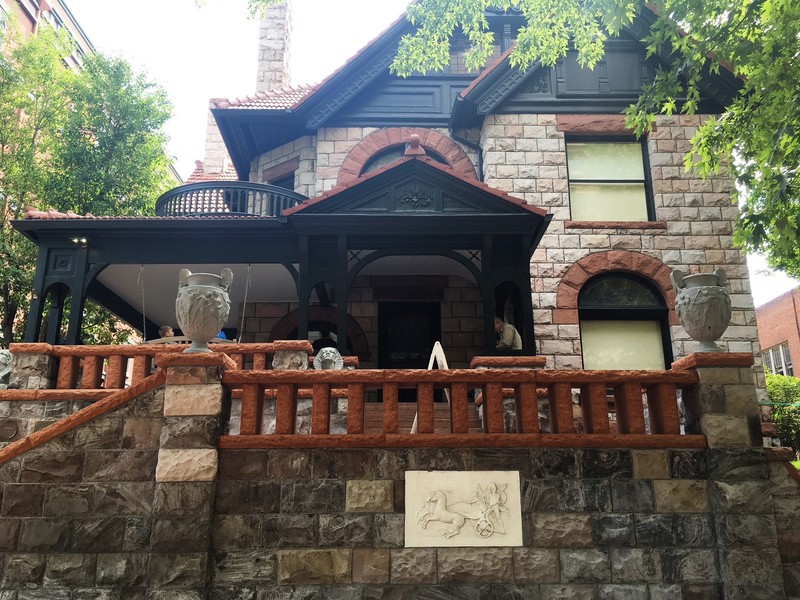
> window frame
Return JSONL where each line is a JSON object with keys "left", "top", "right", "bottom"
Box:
{"left": 764, "top": 342, "right": 793, "bottom": 376}
{"left": 578, "top": 272, "right": 673, "bottom": 369}
{"left": 565, "top": 135, "right": 655, "bottom": 222}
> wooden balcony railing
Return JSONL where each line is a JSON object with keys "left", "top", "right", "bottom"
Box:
{"left": 154, "top": 181, "right": 307, "bottom": 217}
{"left": 220, "top": 368, "right": 704, "bottom": 449}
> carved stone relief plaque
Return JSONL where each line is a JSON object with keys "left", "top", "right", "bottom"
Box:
{"left": 405, "top": 470, "right": 522, "bottom": 547}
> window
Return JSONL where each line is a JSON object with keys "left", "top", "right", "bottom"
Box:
{"left": 566, "top": 138, "right": 652, "bottom": 221}
{"left": 361, "top": 145, "right": 448, "bottom": 175}
{"left": 763, "top": 342, "right": 794, "bottom": 376}
{"left": 579, "top": 273, "right": 671, "bottom": 369}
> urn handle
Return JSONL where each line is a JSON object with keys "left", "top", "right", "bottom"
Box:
{"left": 670, "top": 269, "right": 686, "bottom": 291}
{"left": 220, "top": 268, "right": 233, "bottom": 291}
{"left": 178, "top": 268, "right": 192, "bottom": 288}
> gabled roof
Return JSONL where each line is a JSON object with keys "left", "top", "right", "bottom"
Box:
{"left": 185, "top": 160, "right": 239, "bottom": 183}
{"left": 285, "top": 154, "right": 546, "bottom": 217}
{"left": 211, "top": 85, "right": 317, "bottom": 111}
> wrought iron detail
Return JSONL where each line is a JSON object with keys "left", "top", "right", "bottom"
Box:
{"left": 398, "top": 185, "right": 433, "bottom": 209}
{"left": 155, "top": 181, "right": 307, "bottom": 217}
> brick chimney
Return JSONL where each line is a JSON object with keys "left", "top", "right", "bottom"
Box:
{"left": 255, "top": 0, "right": 292, "bottom": 92}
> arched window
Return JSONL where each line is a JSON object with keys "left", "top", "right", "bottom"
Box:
{"left": 579, "top": 273, "right": 672, "bottom": 369}
{"left": 360, "top": 145, "right": 448, "bottom": 175}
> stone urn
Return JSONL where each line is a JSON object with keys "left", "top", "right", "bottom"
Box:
{"left": 175, "top": 268, "right": 233, "bottom": 353}
{"left": 671, "top": 268, "right": 731, "bottom": 352}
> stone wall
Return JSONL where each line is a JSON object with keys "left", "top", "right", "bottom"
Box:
{"left": 212, "top": 445, "right": 786, "bottom": 599}
{"left": 250, "top": 135, "right": 316, "bottom": 198}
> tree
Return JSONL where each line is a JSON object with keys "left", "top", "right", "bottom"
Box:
{"left": 766, "top": 372, "right": 800, "bottom": 457}
{"left": 0, "top": 22, "right": 173, "bottom": 346}
{"left": 248, "top": 0, "right": 800, "bottom": 278}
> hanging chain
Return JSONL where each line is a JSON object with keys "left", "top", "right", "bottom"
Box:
{"left": 239, "top": 264, "right": 252, "bottom": 341}
{"left": 138, "top": 264, "right": 147, "bottom": 341}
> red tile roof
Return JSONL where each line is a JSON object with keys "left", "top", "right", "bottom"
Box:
{"left": 185, "top": 160, "right": 239, "bottom": 183}
{"left": 211, "top": 85, "right": 317, "bottom": 110}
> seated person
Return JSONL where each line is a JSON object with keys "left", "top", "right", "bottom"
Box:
{"left": 495, "top": 316, "right": 522, "bottom": 350}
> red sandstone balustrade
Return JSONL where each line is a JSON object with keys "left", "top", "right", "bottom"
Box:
{"left": 221, "top": 368, "right": 703, "bottom": 449}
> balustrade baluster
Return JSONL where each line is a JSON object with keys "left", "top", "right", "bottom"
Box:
{"left": 312, "top": 383, "right": 331, "bottom": 434}
{"left": 240, "top": 383, "right": 264, "bottom": 435}
{"left": 131, "top": 355, "right": 152, "bottom": 385}
{"left": 580, "top": 382, "right": 611, "bottom": 433}
{"left": 57, "top": 355, "right": 79, "bottom": 389}
{"left": 484, "top": 382, "right": 505, "bottom": 433}
{"left": 276, "top": 383, "right": 297, "bottom": 434}
{"left": 548, "top": 382, "right": 575, "bottom": 433}
{"left": 80, "top": 356, "right": 104, "bottom": 389}
{"left": 347, "top": 383, "right": 365, "bottom": 434}
{"left": 382, "top": 383, "right": 399, "bottom": 434}
{"left": 450, "top": 382, "right": 469, "bottom": 433}
{"left": 614, "top": 382, "right": 646, "bottom": 434}
{"left": 646, "top": 383, "right": 681, "bottom": 434}
{"left": 253, "top": 354, "right": 266, "bottom": 370}
{"left": 104, "top": 355, "right": 127, "bottom": 389}
{"left": 417, "top": 382, "right": 435, "bottom": 434}
{"left": 516, "top": 382, "right": 539, "bottom": 433}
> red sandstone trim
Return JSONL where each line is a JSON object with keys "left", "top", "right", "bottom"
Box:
{"left": 219, "top": 433, "right": 707, "bottom": 450}
{"left": 156, "top": 352, "right": 239, "bottom": 370}
{"left": 272, "top": 340, "right": 313, "bottom": 353}
{"left": 337, "top": 127, "right": 478, "bottom": 185}
{"left": 765, "top": 447, "right": 795, "bottom": 461}
{"left": 0, "top": 390, "right": 112, "bottom": 402}
{"left": 0, "top": 370, "right": 166, "bottom": 465}
{"left": 9, "top": 343, "right": 54, "bottom": 354}
{"left": 555, "top": 251, "right": 679, "bottom": 325}
{"left": 555, "top": 114, "right": 656, "bottom": 134}
{"left": 261, "top": 156, "right": 300, "bottom": 183}
{"left": 564, "top": 221, "right": 667, "bottom": 230}
{"left": 469, "top": 356, "right": 547, "bottom": 368}
{"left": 671, "top": 352, "right": 755, "bottom": 370}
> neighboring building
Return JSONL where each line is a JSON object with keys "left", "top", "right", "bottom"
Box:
{"left": 14, "top": 4, "right": 759, "bottom": 381}
{"left": 756, "top": 287, "right": 800, "bottom": 377}
{"left": 1, "top": 0, "right": 93, "bottom": 68}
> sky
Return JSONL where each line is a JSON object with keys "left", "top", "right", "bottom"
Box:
{"left": 65, "top": 0, "right": 800, "bottom": 306}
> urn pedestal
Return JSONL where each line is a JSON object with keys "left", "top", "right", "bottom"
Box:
{"left": 671, "top": 269, "right": 731, "bottom": 352}
{"left": 175, "top": 268, "right": 233, "bottom": 353}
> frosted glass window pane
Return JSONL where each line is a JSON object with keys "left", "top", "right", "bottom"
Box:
{"left": 567, "top": 142, "right": 645, "bottom": 180}
{"left": 581, "top": 320, "right": 665, "bottom": 370}
{"left": 570, "top": 183, "right": 648, "bottom": 221}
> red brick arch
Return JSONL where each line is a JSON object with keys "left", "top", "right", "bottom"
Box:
{"left": 337, "top": 127, "right": 478, "bottom": 185}
{"left": 554, "top": 251, "right": 678, "bottom": 325}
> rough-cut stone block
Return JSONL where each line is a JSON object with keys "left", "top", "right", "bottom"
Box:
{"left": 121, "top": 417, "right": 162, "bottom": 449}
{"left": 277, "top": 549, "right": 351, "bottom": 584}
{"left": 634, "top": 514, "right": 676, "bottom": 547}
{"left": 156, "top": 449, "right": 218, "bottom": 482}
{"left": 632, "top": 450, "right": 669, "bottom": 479}
{"left": 390, "top": 548, "right": 436, "bottom": 583}
{"left": 560, "top": 549, "right": 610, "bottom": 583}
{"left": 0, "top": 519, "right": 20, "bottom": 551}
{"left": 261, "top": 514, "right": 318, "bottom": 548}
{"left": 592, "top": 514, "right": 634, "bottom": 547}
{"left": 213, "top": 514, "right": 260, "bottom": 550}
{"left": 648, "top": 585, "right": 682, "bottom": 600}
{"left": 95, "top": 553, "right": 147, "bottom": 585}
{"left": 218, "top": 449, "right": 269, "bottom": 481}
{"left": 530, "top": 449, "right": 578, "bottom": 478}
{"left": 514, "top": 548, "right": 559, "bottom": 583}
{"left": 711, "top": 480, "right": 772, "bottom": 513}
{"left": 707, "top": 449, "right": 768, "bottom": 480}
{"left": 154, "top": 482, "right": 214, "bottom": 516}
{"left": 42, "top": 484, "right": 94, "bottom": 517}
{"left": 213, "top": 550, "right": 276, "bottom": 585}
{"left": 272, "top": 350, "right": 310, "bottom": 371}
{"left": 533, "top": 513, "right": 592, "bottom": 547}
{"left": 73, "top": 518, "right": 126, "bottom": 552}
{"left": 18, "top": 518, "right": 70, "bottom": 552}
{"left": 580, "top": 449, "right": 633, "bottom": 478}
{"left": 93, "top": 482, "right": 154, "bottom": 517}
{"left": 563, "top": 480, "right": 611, "bottom": 512}
{"left": 654, "top": 480, "right": 709, "bottom": 513}
{"left": 611, "top": 480, "right": 654, "bottom": 512}
{"left": 539, "top": 584, "right": 597, "bottom": 600}
{"left": 2, "top": 483, "right": 45, "bottom": 516}
{"left": 598, "top": 585, "right": 648, "bottom": 600}
{"left": 83, "top": 450, "right": 157, "bottom": 482}
{"left": 1, "top": 553, "right": 46, "bottom": 587}
{"left": 312, "top": 449, "right": 373, "bottom": 478}
{"left": 217, "top": 481, "right": 280, "bottom": 514}
{"left": 661, "top": 549, "right": 718, "bottom": 584}
{"left": 280, "top": 480, "right": 344, "bottom": 513}
{"left": 266, "top": 449, "right": 311, "bottom": 479}
{"left": 700, "top": 414, "right": 752, "bottom": 448}
{"left": 43, "top": 553, "right": 96, "bottom": 587}
{"left": 319, "top": 514, "right": 373, "bottom": 547}
{"left": 346, "top": 480, "right": 393, "bottom": 512}
{"left": 159, "top": 416, "right": 219, "bottom": 449}
{"left": 521, "top": 479, "right": 564, "bottom": 512}
{"left": 437, "top": 547, "right": 513, "bottom": 583}
{"left": 353, "top": 548, "right": 389, "bottom": 584}
{"left": 610, "top": 548, "right": 662, "bottom": 583}
{"left": 150, "top": 517, "right": 211, "bottom": 552}
{"left": 146, "top": 552, "right": 208, "bottom": 587}
{"left": 375, "top": 513, "right": 404, "bottom": 547}
{"left": 668, "top": 450, "right": 707, "bottom": 479}
{"left": 164, "top": 384, "right": 223, "bottom": 416}
{"left": 20, "top": 451, "right": 83, "bottom": 483}
{"left": 675, "top": 515, "right": 715, "bottom": 547}
{"left": 720, "top": 548, "right": 783, "bottom": 584}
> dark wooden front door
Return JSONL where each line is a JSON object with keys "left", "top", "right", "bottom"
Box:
{"left": 378, "top": 302, "right": 441, "bottom": 369}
